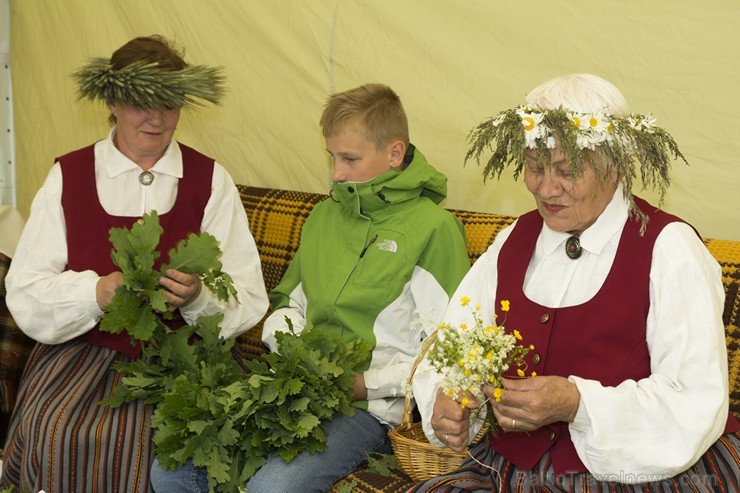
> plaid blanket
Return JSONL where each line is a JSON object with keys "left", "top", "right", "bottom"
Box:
{"left": 0, "top": 253, "right": 35, "bottom": 414}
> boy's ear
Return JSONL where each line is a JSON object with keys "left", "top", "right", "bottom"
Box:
{"left": 389, "top": 140, "right": 407, "bottom": 170}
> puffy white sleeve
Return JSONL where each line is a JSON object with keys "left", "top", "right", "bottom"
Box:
{"left": 6, "top": 164, "right": 104, "bottom": 343}
{"left": 413, "top": 224, "right": 515, "bottom": 447}
{"left": 179, "top": 164, "right": 269, "bottom": 339}
{"left": 568, "top": 222, "right": 729, "bottom": 481}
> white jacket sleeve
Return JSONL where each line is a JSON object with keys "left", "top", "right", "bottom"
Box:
{"left": 261, "top": 245, "right": 308, "bottom": 352}
{"left": 261, "top": 291, "right": 308, "bottom": 352}
{"left": 363, "top": 266, "right": 449, "bottom": 400}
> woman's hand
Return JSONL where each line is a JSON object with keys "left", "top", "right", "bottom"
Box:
{"left": 430, "top": 388, "right": 479, "bottom": 452}
{"left": 160, "top": 268, "right": 202, "bottom": 310}
{"left": 96, "top": 271, "right": 123, "bottom": 309}
{"left": 486, "top": 376, "right": 580, "bottom": 433}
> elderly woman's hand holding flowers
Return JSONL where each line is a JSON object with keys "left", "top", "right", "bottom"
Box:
{"left": 426, "top": 297, "right": 534, "bottom": 447}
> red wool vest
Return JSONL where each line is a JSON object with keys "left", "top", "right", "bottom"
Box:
{"left": 490, "top": 196, "right": 739, "bottom": 475}
{"left": 59, "top": 142, "right": 214, "bottom": 358}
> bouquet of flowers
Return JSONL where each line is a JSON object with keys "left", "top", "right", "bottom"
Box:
{"left": 426, "top": 297, "right": 534, "bottom": 414}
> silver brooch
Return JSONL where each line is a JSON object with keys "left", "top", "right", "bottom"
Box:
{"left": 139, "top": 171, "right": 154, "bottom": 186}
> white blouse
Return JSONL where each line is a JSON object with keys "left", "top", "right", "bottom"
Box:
{"left": 6, "top": 129, "right": 269, "bottom": 343}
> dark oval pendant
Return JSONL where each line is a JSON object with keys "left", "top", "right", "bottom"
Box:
{"left": 565, "top": 236, "right": 582, "bottom": 260}
{"left": 139, "top": 171, "right": 154, "bottom": 186}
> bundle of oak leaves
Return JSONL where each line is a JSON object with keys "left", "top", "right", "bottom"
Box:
{"left": 99, "top": 212, "right": 370, "bottom": 493}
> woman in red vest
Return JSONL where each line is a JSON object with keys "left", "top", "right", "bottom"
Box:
{"left": 411, "top": 74, "right": 739, "bottom": 491}
{"left": 0, "top": 35, "right": 269, "bottom": 493}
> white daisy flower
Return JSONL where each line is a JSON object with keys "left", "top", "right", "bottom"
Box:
{"left": 627, "top": 113, "right": 657, "bottom": 133}
{"left": 516, "top": 107, "right": 548, "bottom": 149}
{"left": 568, "top": 112, "right": 589, "bottom": 130}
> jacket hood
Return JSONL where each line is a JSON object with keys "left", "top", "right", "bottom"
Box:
{"left": 331, "top": 144, "right": 448, "bottom": 216}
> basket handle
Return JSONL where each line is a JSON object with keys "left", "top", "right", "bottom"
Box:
{"left": 400, "top": 329, "right": 439, "bottom": 426}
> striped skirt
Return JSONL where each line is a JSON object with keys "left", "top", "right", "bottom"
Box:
{"left": 408, "top": 432, "right": 740, "bottom": 493}
{"left": 0, "top": 340, "right": 154, "bottom": 493}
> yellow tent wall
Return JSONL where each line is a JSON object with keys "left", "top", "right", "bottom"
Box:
{"left": 8, "top": 0, "right": 740, "bottom": 240}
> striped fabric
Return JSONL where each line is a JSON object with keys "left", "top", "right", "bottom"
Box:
{"left": 0, "top": 341, "right": 154, "bottom": 493}
{"left": 408, "top": 433, "right": 740, "bottom": 493}
{"left": 0, "top": 254, "right": 35, "bottom": 414}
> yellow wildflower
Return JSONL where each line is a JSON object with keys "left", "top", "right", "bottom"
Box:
{"left": 517, "top": 368, "right": 525, "bottom": 377}
{"left": 460, "top": 396, "right": 470, "bottom": 408}
{"left": 425, "top": 298, "right": 531, "bottom": 415}
{"left": 531, "top": 371, "right": 537, "bottom": 377}
{"left": 529, "top": 344, "right": 535, "bottom": 350}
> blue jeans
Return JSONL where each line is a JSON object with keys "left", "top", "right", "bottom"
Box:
{"left": 150, "top": 409, "right": 392, "bottom": 493}
{"left": 150, "top": 455, "right": 209, "bottom": 493}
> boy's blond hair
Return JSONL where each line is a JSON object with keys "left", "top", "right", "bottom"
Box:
{"left": 320, "top": 83, "right": 409, "bottom": 150}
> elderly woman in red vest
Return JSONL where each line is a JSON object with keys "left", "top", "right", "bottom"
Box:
{"left": 411, "top": 74, "right": 739, "bottom": 491}
{"left": 0, "top": 35, "right": 268, "bottom": 493}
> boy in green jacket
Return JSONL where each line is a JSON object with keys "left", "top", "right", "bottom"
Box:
{"left": 150, "top": 83, "right": 470, "bottom": 493}
{"left": 254, "top": 83, "right": 470, "bottom": 492}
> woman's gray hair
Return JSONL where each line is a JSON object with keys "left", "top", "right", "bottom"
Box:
{"left": 525, "top": 73, "right": 629, "bottom": 116}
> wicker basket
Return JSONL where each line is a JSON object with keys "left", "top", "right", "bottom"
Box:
{"left": 388, "top": 331, "right": 488, "bottom": 482}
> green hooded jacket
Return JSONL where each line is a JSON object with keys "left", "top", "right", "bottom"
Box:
{"left": 262, "top": 145, "right": 469, "bottom": 425}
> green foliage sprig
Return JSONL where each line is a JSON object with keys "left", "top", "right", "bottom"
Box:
{"left": 99, "top": 213, "right": 371, "bottom": 492}
{"left": 366, "top": 451, "right": 400, "bottom": 476}
{"left": 103, "top": 315, "right": 370, "bottom": 493}
{"left": 100, "top": 210, "right": 237, "bottom": 343}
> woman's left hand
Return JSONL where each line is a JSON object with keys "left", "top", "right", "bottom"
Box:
{"left": 485, "top": 376, "right": 580, "bottom": 433}
{"left": 160, "top": 268, "right": 202, "bottom": 310}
